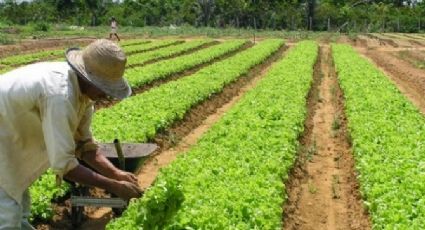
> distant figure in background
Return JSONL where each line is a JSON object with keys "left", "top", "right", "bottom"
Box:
{"left": 110, "top": 17, "right": 120, "bottom": 41}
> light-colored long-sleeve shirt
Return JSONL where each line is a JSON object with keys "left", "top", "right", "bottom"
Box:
{"left": 111, "top": 21, "right": 117, "bottom": 29}
{"left": 0, "top": 62, "right": 94, "bottom": 203}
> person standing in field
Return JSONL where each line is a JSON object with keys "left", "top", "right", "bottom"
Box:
{"left": 110, "top": 17, "right": 121, "bottom": 41}
{"left": 0, "top": 39, "right": 141, "bottom": 229}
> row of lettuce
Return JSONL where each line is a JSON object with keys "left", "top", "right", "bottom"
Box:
{"left": 26, "top": 39, "right": 278, "bottom": 221}
{"left": 120, "top": 39, "right": 150, "bottom": 47}
{"left": 332, "top": 44, "right": 424, "bottom": 228}
{"left": 125, "top": 39, "right": 247, "bottom": 87}
{"left": 106, "top": 41, "right": 318, "bottom": 229}
{"left": 123, "top": 39, "right": 181, "bottom": 54}
{"left": 92, "top": 39, "right": 283, "bottom": 142}
{"left": 0, "top": 39, "right": 180, "bottom": 74}
{"left": 126, "top": 39, "right": 213, "bottom": 66}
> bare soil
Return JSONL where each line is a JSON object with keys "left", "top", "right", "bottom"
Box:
{"left": 351, "top": 34, "right": 425, "bottom": 53}
{"left": 392, "top": 50, "right": 425, "bottom": 70}
{"left": 381, "top": 33, "right": 424, "bottom": 47}
{"left": 36, "top": 43, "right": 288, "bottom": 230}
{"left": 364, "top": 34, "right": 399, "bottom": 47}
{"left": 283, "top": 45, "right": 371, "bottom": 230}
{"left": 405, "top": 34, "right": 425, "bottom": 42}
{"left": 405, "top": 50, "right": 425, "bottom": 60}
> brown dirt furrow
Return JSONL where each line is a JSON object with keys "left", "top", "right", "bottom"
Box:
{"left": 382, "top": 33, "right": 424, "bottom": 47}
{"left": 406, "top": 39, "right": 424, "bottom": 46}
{"left": 127, "top": 41, "right": 219, "bottom": 68}
{"left": 406, "top": 34, "right": 425, "bottom": 42}
{"left": 365, "top": 34, "right": 399, "bottom": 47}
{"left": 375, "top": 33, "right": 413, "bottom": 48}
{"left": 357, "top": 48, "right": 425, "bottom": 115}
{"left": 407, "top": 50, "right": 425, "bottom": 60}
{"left": 283, "top": 45, "right": 371, "bottom": 230}
{"left": 354, "top": 34, "right": 425, "bottom": 52}
{"left": 39, "top": 43, "right": 288, "bottom": 230}
{"left": 380, "top": 47, "right": 425, "bottom": 52}
{"left": 354, "top": 36, "right": 368, "bottom": 48}
{"left": 392, "top": 50, "right": 425, "bottom": 70}
{"left": 357, "top": 35, "right": 381, "bottom": 48}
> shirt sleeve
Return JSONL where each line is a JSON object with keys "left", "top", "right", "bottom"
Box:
{"left": 41, "top": 95, "right": 79, "bottom": 179}
{"left": 74, "top": 103, "right": 98, "bottom": 159}
{"left": 75, "top": 103, "right": 94, "bottom": 142}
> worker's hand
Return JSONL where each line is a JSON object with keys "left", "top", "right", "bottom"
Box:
{"left": 111, "top": 180, "right": 143, "bottom": 200}
{"left": 113, "top": 170, "right": 138, "bottom": 185}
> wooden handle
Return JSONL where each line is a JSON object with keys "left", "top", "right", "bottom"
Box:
{"left": 113, "top": 139, "right": 125, "bottom": 170}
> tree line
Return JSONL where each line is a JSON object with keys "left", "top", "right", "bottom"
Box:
{"left": 1, "top": 0, "right": 424, "bottom": 33}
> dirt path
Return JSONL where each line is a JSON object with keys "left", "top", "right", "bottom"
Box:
{"left": 283, "top": 45, "right": 371, "bottom": 230}
{"left": 49, "top": 44, "right": 290, "bottom": 230}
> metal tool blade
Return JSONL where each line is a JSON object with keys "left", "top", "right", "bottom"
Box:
{"left": 71, "top": 196, "right": 127, "bottom": 208}
{"left": 98, "top": 143, "right": 158, "bottom": 158}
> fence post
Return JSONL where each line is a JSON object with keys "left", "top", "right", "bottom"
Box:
{"left": 397, "top": 18, "right": 400, "bottom": 32}
{"left": 328, "top": 17, "right": 331, "bottom": 31}
{"left": 309, "top": 16, "right": 313, "bottom": 30}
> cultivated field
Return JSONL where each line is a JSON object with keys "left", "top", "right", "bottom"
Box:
{"left": 1, "top": 33, "right": 424, "bottom": 229}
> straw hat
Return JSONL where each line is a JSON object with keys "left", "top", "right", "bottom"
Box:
{"left": 66, "top": 39, "right": 131, "bottom": 99}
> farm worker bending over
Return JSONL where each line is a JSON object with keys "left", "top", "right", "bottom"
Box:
{"left": 0, "top": 39, "right": 141, "bottom": 229}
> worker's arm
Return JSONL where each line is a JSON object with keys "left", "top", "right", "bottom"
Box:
{"left": 74, "top": 102, "right": 138, "bottom": 185}
{"left": 64, "top": 164, "right": 141, "bottom": 200}
{"left": 41, "top": 96, "right": 140, "bottom": 200}
{"left": 80, "top": 149, "right": 138, "bottom": 185}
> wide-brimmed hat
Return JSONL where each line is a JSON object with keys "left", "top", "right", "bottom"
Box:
{"left": 66, "top": 39, "right": 131, "bottom": 99}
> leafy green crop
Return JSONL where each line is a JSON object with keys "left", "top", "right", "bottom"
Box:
{"left": 333, "top": 44, "right": 425, "bottom": 229}
{"left": 125, "top": 39, "right": 246, "bottom": 87}
{"left": 0, "top": 49, "right": 63, "bottom": 66}
{"left": 123, "top": 40, "right": 182, "bottom": 54}
{"left": 93, "top": 39, "right": 283, "bottom": 142}
{"left": 126, "top": 39, "right": 212, "bottom": 66}
{"left": 107, "top": 41, "right": 318, "bottom": 229}
{"left": 120, "top": 39, "right": 151, "bottom": 47}
{"left": 29, "top": 170, "right": 70, "bottom": 221}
